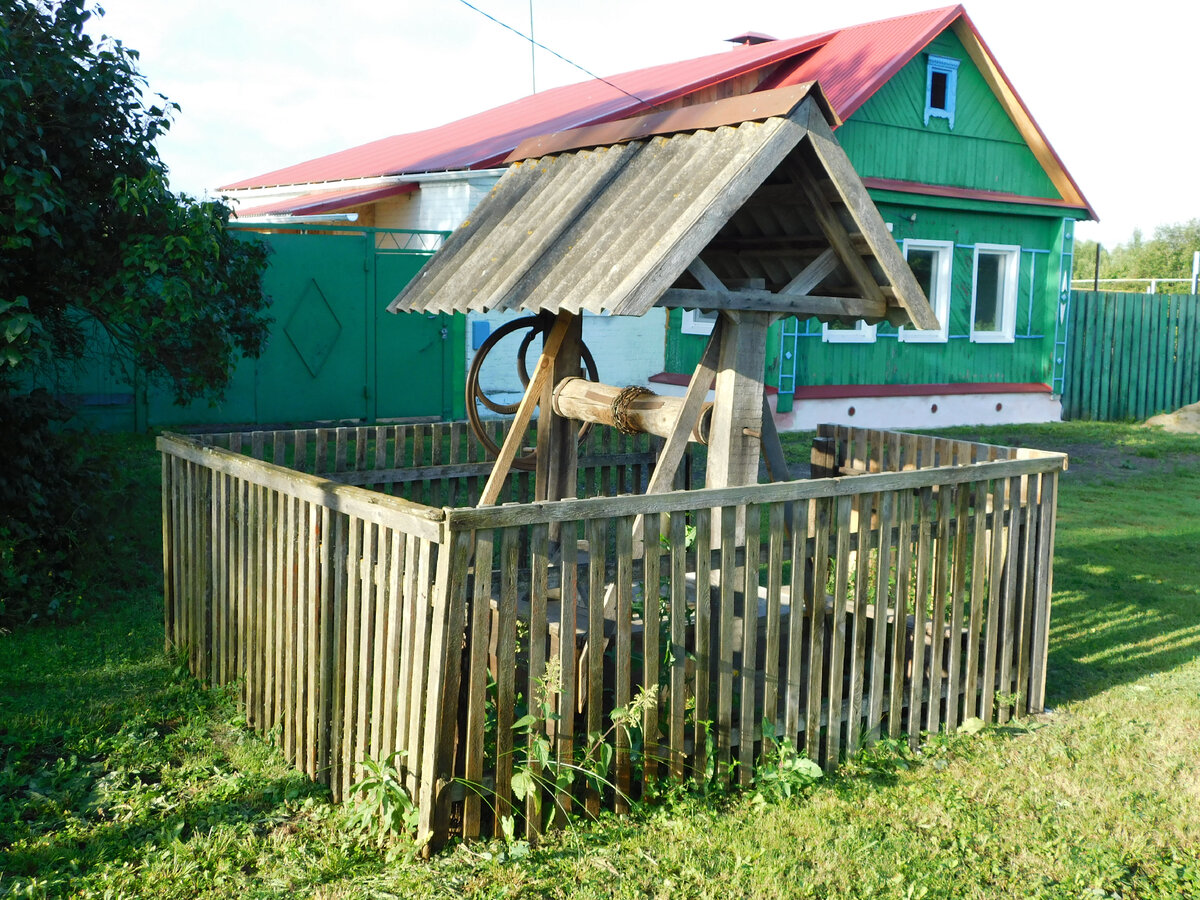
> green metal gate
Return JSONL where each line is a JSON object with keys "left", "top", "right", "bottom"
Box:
{"left": 47, "top": 225, "right": 459, "bottom": 431}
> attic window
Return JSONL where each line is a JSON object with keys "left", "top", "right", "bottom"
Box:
{"left": 924, "top": 55, "right": 960, "bottom": 128}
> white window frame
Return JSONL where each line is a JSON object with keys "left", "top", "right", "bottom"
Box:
{"left": 924, "top": 54, "right": 960, "bottom": 129}
{"left": 821, "top": 319, "right": 877, "bottom": 343}
{"left": 681, "top": 308, "right": 718, "bottom": 335}
{"left": 970, "top": 243, "right": 1020, "bottom": 343}
{"left": 899, "top": 239, "right": 953, "bottom": 343}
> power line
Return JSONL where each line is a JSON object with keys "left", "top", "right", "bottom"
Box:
{"left": 456, "top": 0, "right": 662, "bottom": 112}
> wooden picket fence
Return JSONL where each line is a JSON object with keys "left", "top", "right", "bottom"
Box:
{"left": 1063, "top": 290, "right": 1200, "bottom": 421}
{"left": 159, "top": 421, "right": 1065, "bottom": 850}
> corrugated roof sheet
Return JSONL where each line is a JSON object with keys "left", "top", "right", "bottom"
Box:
{"left": 389, "top": 86, "right": 938, "bottom": 331}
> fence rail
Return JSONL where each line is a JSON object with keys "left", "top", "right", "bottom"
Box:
{"left": 1063, "top": 290, "right": 1200, "bottom": 421}
{"left": 160, "top": 422, "right": 1065, "bottom": 850}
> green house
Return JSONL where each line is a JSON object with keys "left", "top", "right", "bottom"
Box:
{"left": 221, "top": 5, "right": 1093, "bottom": 430}
{"left": 656, "top": 12, "right": 1094, "bottom": 429}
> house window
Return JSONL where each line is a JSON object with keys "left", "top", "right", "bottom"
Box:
{"left": 899, "top": 239, "right": 953, "bottom": 343}
{"left": 925, "top": 55, "right": 960, "bottom": 128}
{"left": 822, "top": 318, "right": 877, "bottom": 343}
{"left": 970, "top": 244, "right": 1020, "bottom": 342}
{"left": 681, "top": 308, "right": 718, "bottom": 335}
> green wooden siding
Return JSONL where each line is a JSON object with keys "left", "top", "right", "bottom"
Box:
{"left": 667, "top": 210, "right": 1071, "bottom": 390}
{"left": 664, "top": 25, "right": 1087, "bottom": 395}
{"left": 837, "top": 31, "right": 1059, "bottom": 200}
{"left": 1062, "top": 291, "right": 1200, "bottom": 421}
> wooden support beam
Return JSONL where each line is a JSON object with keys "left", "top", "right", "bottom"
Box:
{"left": 536, "top": 312, "right": 583, "bottom": 505}
{"left": 707, "top": 311, "right": 770, "bottom": 493}
{"left": 477, "top": 312, "right": 572, "bottom": 507}
{"left": 658, "top": 288, "right": 886, "bottom": 319}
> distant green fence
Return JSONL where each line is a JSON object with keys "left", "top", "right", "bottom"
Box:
{"left": 1062, "top": 291, "right": 1200, "bottom": 421}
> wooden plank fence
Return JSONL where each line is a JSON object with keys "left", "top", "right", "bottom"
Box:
{"left": 160, "top": 421, "right": 1065, "bottom": 851}
{"left": 1063, "top": 291, "right": 1200, "bottom": 421}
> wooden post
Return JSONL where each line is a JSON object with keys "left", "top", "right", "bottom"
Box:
{"left": 536, "top": 311, "right": 583, "bottom": 506}
{"left": 706, "top": 311, "right": 769, "bottom": 493}
{"left": 705, "top": 311, "right": 770, "bottom": 547}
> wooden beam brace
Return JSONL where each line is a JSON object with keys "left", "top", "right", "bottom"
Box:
{"left": 759, "top": 392, "right": 792, "bottom": 484}
{"left": 477, "top": 311, "right": 573, "bottom": 507}
{"left": 686, "top": 257, "right": 731, "bottom": 296}
{"left": 658, "top": 287, "right": 886, "bottom": 319}
{"left": 781, "top": 247, "right": 840, "bottom": 296}
{"left": 644, "top": 315, "right": 724, "bottom": 496}
{"left": 801, "top": 102, "right": 940, "bottom": 331}
{"left": 791, "top": 159, "right": 889, "bottom": 311}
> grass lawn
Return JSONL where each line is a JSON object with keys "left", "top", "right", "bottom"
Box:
{"left": 1, "top": 423, "right": 1198, "bottom": 899}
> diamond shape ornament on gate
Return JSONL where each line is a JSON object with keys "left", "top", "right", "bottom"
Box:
{"left": 284, "top": 278, "right": 342, "bottom": 377}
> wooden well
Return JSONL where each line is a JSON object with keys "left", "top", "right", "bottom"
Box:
{"left": 160, "top": 85, "right": 1067, "bottom": 851}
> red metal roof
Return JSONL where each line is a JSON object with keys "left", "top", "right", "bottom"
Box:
{"left": 759, "top": 6, "right": 960, "bottom": 116}
{"left": 218, "top": 32, "right": 835, "bottom": 190}
{"left": 220, "top": 4, "right": 1092, "bottom": 217}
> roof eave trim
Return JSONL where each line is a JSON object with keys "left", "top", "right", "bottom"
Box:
{"left": 862, "top": 176, "right": 1091, "bottom": 212}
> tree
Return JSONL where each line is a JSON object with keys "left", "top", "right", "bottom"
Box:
{"left": 1, "top": 0, "right": 270, "bottom": 400}
{"left": 1072, "top": 238, "right": 1101, "bottom": 283}
{"left": 1074, "top": 220, "right": 1200, "bottom": 294}
{"left": 0, "top": 0, "right": 270, "bottom": 625}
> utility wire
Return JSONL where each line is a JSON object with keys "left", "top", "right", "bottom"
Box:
{"left": 456, "top": 0, "right": 662, "bottom": 111}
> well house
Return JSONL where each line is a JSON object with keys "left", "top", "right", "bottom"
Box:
{"left": 162, "top": 87, "right": 1066, "bottom": 851}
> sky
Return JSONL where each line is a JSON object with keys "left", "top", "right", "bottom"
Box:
{"left": 84, "top": 0, "right": 1200, "bottom": 248}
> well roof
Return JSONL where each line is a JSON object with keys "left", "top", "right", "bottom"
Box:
{"left": 389, "top": 84, "right": 938, "bottom": 330}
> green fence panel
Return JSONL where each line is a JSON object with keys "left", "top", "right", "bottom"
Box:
{"left": 1063, "top": 290, "right": 1200, "bottom": 421}
{"left": 35, "top": 226, "right": 454, "bottom": 431}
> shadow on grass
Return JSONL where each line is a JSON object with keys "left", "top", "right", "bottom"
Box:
{"left": 0, "top": 595, "right": 333, "bottom": 893}
{"left": 0, "top": 767, "right": 326, "bottom": 886}
{"left": 1047, "top": 525, "right": 1200, "bottom": 704}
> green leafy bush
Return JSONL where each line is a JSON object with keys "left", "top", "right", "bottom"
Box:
{"left": 0, "top": 389, "right": 107, "bottom": 627}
